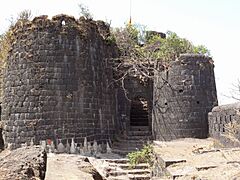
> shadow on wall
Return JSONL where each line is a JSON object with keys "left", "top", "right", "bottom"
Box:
{"left": 130, "top": 96, "right": 149, "bottom": 126}
{"left": 0, "top": 105, "right": 4, "bottom": 149}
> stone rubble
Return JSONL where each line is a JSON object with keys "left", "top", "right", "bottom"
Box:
{"left": 0, "top": 146, "right": 47, "bottom": 180}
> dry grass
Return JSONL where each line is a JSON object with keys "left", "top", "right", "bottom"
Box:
{"left": 225, "top": 120, "right": 240, "bottom": 138}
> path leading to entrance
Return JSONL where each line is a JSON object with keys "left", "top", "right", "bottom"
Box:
{"left": 45, "top": 153, "right": 94, "bottom": 180}
{"left": 44, "top": 152, "right": 151, "bottom": 180}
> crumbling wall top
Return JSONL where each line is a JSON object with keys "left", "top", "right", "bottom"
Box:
{"left": 211, "top": 102, "right": 240, "bottom": 112}
{"left": 175, "top": 53, "right": 213, "bottom": 64}
{"left": 11, "top": 14, "right": 111, "bottom": 42}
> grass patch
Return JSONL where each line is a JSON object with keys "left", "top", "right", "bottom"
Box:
{"left": 127, "top": 144, "right": 153, "bottom": 168}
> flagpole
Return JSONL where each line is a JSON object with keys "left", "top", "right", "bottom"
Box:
{"left": 129, "top": 0, "right": 132, "bottom": 25}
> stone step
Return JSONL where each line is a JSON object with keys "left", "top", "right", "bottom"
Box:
{"left": 130, "top": 126, "right": 150, "bottom": 131}
{"left": 111, "top": 149, "right": 136, "bottom": 156}
{"left": 130, "top": 114, "right": 147, "bottom": 117}
{"left": 105, "top": 158, "right": 129, "bottom": 164}
{"left": 113, "top": 138, "right": 150, "bottom": 143}
{"left": 109, "top": 174, "right": 150, "bottom": 180}
{"left": 130, "top": 111, "right": 148, "bottom": 114}
{"left": 130, "top": 124, "right": 149, "bottom": 126}
{"left": 112, "top": 146, "right": 142, "bottom": 151}
{"left": 111, "top": 146, "right": 142, "bottom": 152}
{"left": 129, "top": 174, "right": 151, "bottom": 180}
{"left": 108, "top": 170, "right": 127, "bottom": 176}
{"left": 130, "top": 124, "right": 148, "bottom": 126}
{"left": 112, "top": 141, "right": 144, "bottom": 148}
{"left": 108, "top": 169, "right": 150, "bottom": 177}
{"left": 128, "top": 169, "right": 150, "bottom": 175}
{"left": 127, "top": 131, "right": 152, "bottom": 136}
{"left": 130, "top": 121, "right": 149, "bottom": 124}
{"left": 113, "top": 138, "right": 149, "bottom": 144}
{"left": 125, "top": 135, "right": 152, "bottom": 141}
{"left": 130, "top": 116, "right": 148, "bottom": 119}
{"left": 108, "top": 163, "right": 149, "bottom": 170}
{"left": 111, "top": 144, "right": 144, "bottom": 151}
{"left": 108, "top": 176, "right": 128, "bottom": 180}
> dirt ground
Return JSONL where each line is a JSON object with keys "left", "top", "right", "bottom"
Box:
{"left": 45, "top": 152, "right": 122, "bottom": 180}
{"left": 153, "top": 138, "right": 240, "bottom": 179}
{"left": 45, "top": 153, "right": 95, "bottom": 180}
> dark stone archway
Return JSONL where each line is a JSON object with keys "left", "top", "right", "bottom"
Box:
{"left": 130, "top": 97, "right": 149, "bottom": 126}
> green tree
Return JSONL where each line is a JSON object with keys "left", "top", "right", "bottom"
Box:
{"left": 147, "top": 31, "right": 211, "bottom": 62}
{"left": 111, "top": 24, "right": 211, "bottom": 89}
{"left": 112, "top": 25, "right": 211, "bottom": 63}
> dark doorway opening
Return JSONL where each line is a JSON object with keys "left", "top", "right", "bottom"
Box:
{"left": 130, "top": 97, "right": 149, "bottom": 126}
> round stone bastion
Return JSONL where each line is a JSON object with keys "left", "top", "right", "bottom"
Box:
{"left": 2, "top": 14, "right": 117, "bottom": 149}
{"left": 152, "top": 54, "right": 218, "bottom": 140}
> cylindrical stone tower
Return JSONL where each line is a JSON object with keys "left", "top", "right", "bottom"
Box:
{"left": 2, "top": 15, "right": 117, "bottom": 149}
{"left": 152, "top": 54, "right": 218, "bottom": 141}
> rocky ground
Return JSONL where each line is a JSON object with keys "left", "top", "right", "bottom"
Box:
{"left": 0, "top": 146, "right": 46, "bottom": 180}
{"left": 153, "top": 138, "right": 240, "bottom": 179}
{"left": 45, "top": 153, "right": 102, "bottom": 180}
{"left": 45, "top": 152, "right": 151, "bottom": 180}
{"left": 1, "top": 139, "right": 240, "bottom": 180}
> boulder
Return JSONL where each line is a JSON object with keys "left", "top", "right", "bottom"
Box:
{"left": 0, "top": 146, "right": 47, "bottom": 180}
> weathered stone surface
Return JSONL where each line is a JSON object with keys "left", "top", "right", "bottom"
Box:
{"left": 2, "top": 14, "right": 118, "bottom": 149}
{"left": 0, "top": 146, "right": 47, "bottom": 180}
{"left": 0, "top": 13, "right": 221, "bottom": 151}
{"left": 153, "top": 54, "right": 218, "bottom": 140}
{"left": 45, "top": 154, "right": 103, "bottom": 180}
{"left": 208, "top": 102, "right": 240, "bottom": 147}
{"left": 152, "top": 138, "right": 240, "bottom": 179}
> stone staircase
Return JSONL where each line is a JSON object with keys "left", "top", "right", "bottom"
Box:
{"left": 130, "top": 99, "right": 149, "bottom": 127}
{"left": 112, "top": 126, "right": 152, "bottom": 156}
{"left": 104, "top": 158, "right": 151, "bottom": 180}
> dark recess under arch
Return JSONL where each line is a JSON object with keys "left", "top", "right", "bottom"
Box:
{"left": 130, "top": 97, "right": 149, "bottom": 126}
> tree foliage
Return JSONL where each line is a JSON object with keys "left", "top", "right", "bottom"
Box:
{"left": 112, "top": 25, "right": 211, "bottom": 63}
{"left": 111, "top": 24, "right": 142, "bottom": 57}
{"left": 152, "top": 31, "right": 210, "bottom": 62}
{"left": 0, "top": 10, "right": 32, "bottom": 64}
{"left": 0, "top": 32, "right": 11, "bottom": 65}
{"left": 111, "top": 24, "right": 211, "bottom": 92}
{"left": 17, "top": 10, "right": 32, "bottom": 22}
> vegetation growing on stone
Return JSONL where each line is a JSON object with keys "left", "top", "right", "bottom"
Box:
{"left": 112, "top": 25, "right": 211, "bottom": 63}
{"left": 0, "top": 32, "right": 11, "bottom": 67}
{"left": 0, "top": 10, "right": 31, "bottom": 64}
{"left": 110, "top": 24, "right": 211, "bottom": 89}
{"left": 127, "top": 144, "right": 154, "bottom": 167}
{"left": 78, "top": 3, "right": 93, "bottom": 20}
{"left": 149, "top": 31, "right": 210, "bottom": 62}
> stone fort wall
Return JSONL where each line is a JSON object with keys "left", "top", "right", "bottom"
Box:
{"left": 153, "top": 54, "right": 218, "bottom": 140}
{"left": 208, "top": 103, "right": 240, "bottom": 146}
{"left": 1, "top": 14, "right": 117, "bottom": 149}
{"left": 0, "top": 14, "right": 223, "bottom": 149}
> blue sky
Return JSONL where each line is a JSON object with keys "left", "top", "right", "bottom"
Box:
{"left": 0, "top": 0, "right": 240, "bottom": 105}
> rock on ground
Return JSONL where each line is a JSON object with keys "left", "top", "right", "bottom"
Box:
{"left": 0, "top": 146, "right": 47, "bottom": 180}
{"left": 45, "top": 153, "right": 103, "bottom": 180}
{"left": 153, "top": 138, "right": 240, "bottom": 179}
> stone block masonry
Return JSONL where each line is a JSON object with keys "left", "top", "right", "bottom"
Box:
{"left": 208, "top": 103, "right": 240, "bottom": 146}
{"left": 0, "top": 13, "right": 221, "bottom": 151}
{"left": 153, "top": 54, "right": 218, "bottom": 140}
{"left": 2, "top": 14, "right": 118, "bottom": 149}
